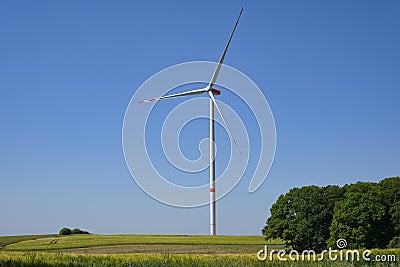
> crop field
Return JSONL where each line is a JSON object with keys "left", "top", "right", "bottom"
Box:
{"left": 3, "top": 234, "right": 282, "bottom": 253}
{"left": 0, "top": 234, "right": 399, "bottom": 266}
{"left": 0, "top": 235, "right": 56, "bottom": 249}
{"left": 0, "top": 250, "right": 400, "bottom": 267}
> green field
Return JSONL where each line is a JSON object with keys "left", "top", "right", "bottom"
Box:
{"left": 0, "top": 234, "right": 399, "bottom": 266}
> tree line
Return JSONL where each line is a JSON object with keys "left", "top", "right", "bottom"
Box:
{"left": 59, "top": 227, "right": 90, "bottom": 235}
{"left": 262, "top": 176, "right": 400, "bottom": 252}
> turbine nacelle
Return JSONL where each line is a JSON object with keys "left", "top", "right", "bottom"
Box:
{"left": 211, "top": 88, "right": 221, "bottom": 96}
{"left": 204, "top": 86, "right": 221, "bottom": 95}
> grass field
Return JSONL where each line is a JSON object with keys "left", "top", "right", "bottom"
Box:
{"left": 1, "top": 234, "right": 399, "bottom": 266}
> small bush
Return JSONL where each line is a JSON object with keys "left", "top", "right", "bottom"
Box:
{"left": 388, "top": 236, "right": 400, "bottom": 248}
{"left": 71, "top": 228, "right": 90, "bottom": 235}
{"left": 59, "top": 227, "right": 72, "bottom": 235}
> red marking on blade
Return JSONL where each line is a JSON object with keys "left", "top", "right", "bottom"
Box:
{"left": 210, "top": 188, "right": 215, "bottom": 192}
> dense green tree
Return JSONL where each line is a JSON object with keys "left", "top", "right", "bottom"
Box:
{"left": 379, "top": 177, "right": 400, "bottom": 237}
{"left": 264, "top": 177, "right": 400, "bottom": 250}
{"left": 59, "top": 227, "right": 72, "bottom": 235}
{"left": 327, "top": 182, "right": 391, "bottom": 249}
{"left": 263, "top": 185, "right": 345, "bottom": 252}
{"left": 390, "top": 202, "right": 400, "bottom": 236}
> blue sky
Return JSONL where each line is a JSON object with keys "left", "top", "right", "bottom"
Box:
{"left": 1, "top": 1, "right": 399, "bottom": 236}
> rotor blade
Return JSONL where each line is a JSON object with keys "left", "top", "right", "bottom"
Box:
{"left": 208, "top": 91, "right": 243, "bottom": 156}
{"left": 208, "top": 7, "right": 243, "bottom": 89}
{"left": 138, "top": 88, "right": 208, "bottom": 103}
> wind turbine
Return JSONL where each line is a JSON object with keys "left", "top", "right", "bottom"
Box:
{"left": 139, "top": 7, "right": 243, "bottom": 235}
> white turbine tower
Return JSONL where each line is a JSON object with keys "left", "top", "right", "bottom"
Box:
{"left": 139, "top": 7, "right": 243, "bottom": 236}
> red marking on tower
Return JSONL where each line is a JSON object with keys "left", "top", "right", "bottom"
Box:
{"left": 210, "top": 188, "right": 215, "bottom": 192}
